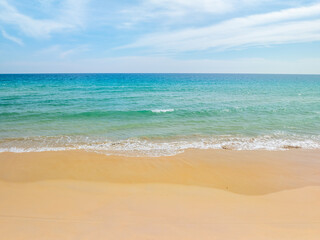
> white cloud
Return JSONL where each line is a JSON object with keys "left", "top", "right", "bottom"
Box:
{"left": 122, "top": 3, "right": 320, "bottom": 52}
{"left": 0, "top": 0, "right": 89, "bottom": 38}
{"left": 1, "top": 29, "right": 23, "bottom": 45}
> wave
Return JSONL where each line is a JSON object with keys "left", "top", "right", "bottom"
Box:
{"left": 0, "top": 134, "right": 319, "bottom": 157}
{"left": 151, "top": 109, "right": 174, "bottom": 113}
{"left": 1, "top": 109, "right": 177, "bottom": 119}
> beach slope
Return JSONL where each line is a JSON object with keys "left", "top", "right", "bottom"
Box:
{"left": 0, "top": 150, "right": 320, "bottom": 240}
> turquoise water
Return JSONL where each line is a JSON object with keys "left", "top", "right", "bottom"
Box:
{"left": 0, "top": 73, "right": 320, "bottom": 156}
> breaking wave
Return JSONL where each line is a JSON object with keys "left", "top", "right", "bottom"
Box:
{"left": 1, "top": 134, "right": 319, "bottom": 157}
{"left": 151, "top": 109, "right": 174, "bottom": 113}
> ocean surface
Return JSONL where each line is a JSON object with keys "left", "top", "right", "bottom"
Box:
{"left": 0, "top": 73, "right": 320, "bottom": 156}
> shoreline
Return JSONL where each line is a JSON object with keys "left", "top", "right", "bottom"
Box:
{"left": 1, "top": 134, "right": 320, "bottom": 157}
{"left": 1, "top": 149, "right": 320, "bottom": 239}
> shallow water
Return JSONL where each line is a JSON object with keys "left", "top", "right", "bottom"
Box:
{"left": 1, "top": 73, "right": 319, "bottom": 156}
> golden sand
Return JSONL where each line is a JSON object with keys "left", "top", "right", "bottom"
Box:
{"left": 0, "top": 149, "right": 320, "bottom": 239}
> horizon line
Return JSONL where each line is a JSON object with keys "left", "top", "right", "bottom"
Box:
{"left": 1, "top": 72, "right": 320, "bottom": 76}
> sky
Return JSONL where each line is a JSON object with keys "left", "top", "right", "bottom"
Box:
{"left": 1, "top": 0, "right": 320, "bottom": 74}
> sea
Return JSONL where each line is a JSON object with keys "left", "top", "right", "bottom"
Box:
{"left": 0, "top": 73, "right": 319, "bottom": 156}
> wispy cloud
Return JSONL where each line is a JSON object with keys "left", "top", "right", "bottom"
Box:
{"left": 36, "top": 44, "right": 89, "bottom": 59}
{"left": 123, "top": 0, "right": 234, "bottom": 18}
{"left": 1, "top": 29, "right": 23, "bottom": 45}
{"left": 120, "top": 0, "right": 275, "bottom": 27}
{"left": 0, "top": 0, "right": 89, "bottom": 38}
{"left": 121, "top": 3, "right": 320, "bottom": 52}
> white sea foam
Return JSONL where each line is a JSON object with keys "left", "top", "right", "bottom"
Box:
{"left": 151, "top": 109, "right": 174, "bottom": 113}
{"left": 0, "top": 134, "right": 320, "bottom": 157}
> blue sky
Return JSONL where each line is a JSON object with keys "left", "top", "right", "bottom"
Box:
{"left": 1, "top": 0, "right": 320, "bottom": 73}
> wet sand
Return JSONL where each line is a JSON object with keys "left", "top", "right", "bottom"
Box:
{"left": 0, "top": 149, "right": 320, "bottom": 239}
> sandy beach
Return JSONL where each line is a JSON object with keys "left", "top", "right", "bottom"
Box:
{"left": 0, "top": 149, "right": 320, "bottom": 239}
{"left": 2, "top": 1, "right": 320, "bottom": 239}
